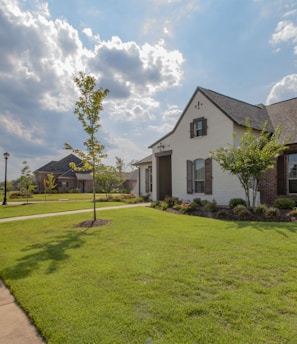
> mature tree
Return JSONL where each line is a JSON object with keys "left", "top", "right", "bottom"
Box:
{"left": 96, "top": 164, "right": 122, "bottom": 199}
{"left": 210, "top": 121, "right": 288, "bottom": 209}
{"left": 115, "top": 156, "right": 126, "bottom": 187}
{"left": 43, "top": 173, "right": 57, "bottom": 200}
{"left": 65, "top": 72, "right": 109, "bottom": 221}
{"left": 95, "top": 158, "right": 127, "bottom": 198}
{"left": 20, "top": 161, "right": 35, "bottom": 203}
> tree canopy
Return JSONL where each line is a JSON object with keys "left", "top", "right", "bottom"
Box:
{"left": 210, "top": 121, "right": 288, "bottom": 209}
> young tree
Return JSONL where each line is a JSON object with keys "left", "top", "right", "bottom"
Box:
{"left": 96, "top": 165, "right": 122, "bottom": 199}
{"left": 210, "top": 121, "right": 288, "bottom": 209}
{"left": 96, "top": 158, "right": 127, "bottom": 198}
{"left": 20, "top": 161, "right": 35, "bottom": 203}
{"left": 43, "top": 173, "right": 57, "bottom": 200}
{"left": 64, "top": 72, "right": 109, "bottom": 222}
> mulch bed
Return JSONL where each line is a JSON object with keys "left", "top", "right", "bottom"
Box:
{"left": 166, "top": 207, "right": 297, "bottom": 222}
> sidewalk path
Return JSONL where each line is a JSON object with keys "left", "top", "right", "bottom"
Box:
{"left": 0, "top": 202, "right": 151, "bottom": 223}
{"left": 0, "top": 280, "right": 45, "bottom": 343}
{"left": 0, "top": 202, "right": 150, "bottom": 343}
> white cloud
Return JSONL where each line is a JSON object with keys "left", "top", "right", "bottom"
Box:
{"left": 266, "top": 74, "right": 297, "bottom": 104}
{"left": 0, "top": 113, "right": 44, "bottom": 145}
{"left": 270, "top": 20, "right": 297, "bottom": 46}
{"left": 0, "top": 0, "right": 185, "bottom": 178}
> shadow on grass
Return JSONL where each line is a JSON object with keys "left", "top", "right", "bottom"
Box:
{"left": 225, "top": 220, "right": 297, "bottom": 237}
{"left": 2, "top": 229, "right": 94, "bottom": 280}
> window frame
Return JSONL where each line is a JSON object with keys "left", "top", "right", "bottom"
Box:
{"left": 190, "top": 117, "right": 207, "bottom": 138}
{"left": 193, "top": 158, "right": 205, "bottom": 193}
{"left": 288, "top": 153, "right": 297, "bottom": 194}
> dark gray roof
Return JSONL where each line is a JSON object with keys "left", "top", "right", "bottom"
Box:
{"left": 133, "top": 155, "right": 152, "bottom": 165}
{"left": 200, "top": 87, "right": 274, "bottom": 132}
{"left": 266, "top": 97, "right": 297, "bottom": 143}
{"left": 34, "top": 154, "right": 91, "bottom": 179}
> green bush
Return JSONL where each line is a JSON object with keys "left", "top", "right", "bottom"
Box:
{"left": 150, "top": 201, "right": 160, "bottom": 208}
{"left": 179, "top": 202, "right": 196, "bottom": 213}
{"left": 288, "top": 209, "right": 297, "bottom": 218}
{"left": 193, "top": 198, "right": 202, "bottom": 207}
{"left": 229, "top": 198, "right": 247, "bottom": 209}
{"left": 254, "top": 204, "right": 268, "bottom": 215}
{"left": 274, "top": 198, "right": 296, "bottom": 210}
{"left": 216, "top": 209, "right": 229, "bottom": 219}
{"left": 203, "top": 200, "right": 217, "bottom": 212}
{"left": 233, "top": 204, "right": 251, "bottom": 220}
{"left": 265, "top": 207, "right": 280, "bottom": 219}
{"left": 160, "top": 201, "right": 168, "bottom": 211}
{"left": 164, "top": 196, "right": 180, "bottom": 208}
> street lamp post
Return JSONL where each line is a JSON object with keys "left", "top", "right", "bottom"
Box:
{"left": 2, "top": 152, "right": 9, "bottom": 205}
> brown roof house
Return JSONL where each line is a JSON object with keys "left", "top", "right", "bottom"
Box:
{"left": 135, "top": 87, "right": 297, "bottom": 205}
{"left": 34, "top": 154, "right": 93, "bottom": 193}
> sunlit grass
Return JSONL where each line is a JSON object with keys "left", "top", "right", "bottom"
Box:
{"left": 1, "top": 207, "right": 297, "bottom": 343}
{"left": 0, "top": 201, "right": 125, "bottom": 219}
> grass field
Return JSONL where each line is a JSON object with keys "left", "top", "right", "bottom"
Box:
{"left": 1, "top": 207, "right": 297, "bottom": 343}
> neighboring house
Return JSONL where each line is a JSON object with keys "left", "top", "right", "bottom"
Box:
{"left": 133, "top": 155, "right": 152, "bottom": 197}
{"left": 34, "top": 154, "right": 93, "bottom": 193}
{"left": 122, "top": 169, "right": 139, "bottom": 195}
{"left": 135, "top": 87, "right": 297, "bottom": 205}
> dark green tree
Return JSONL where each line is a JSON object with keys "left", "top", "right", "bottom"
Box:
{"left": 65, "top": 72, "right": 109, "bottom": 222}
{"left": 210, "top": 121, "right": 288, "bottom": 209}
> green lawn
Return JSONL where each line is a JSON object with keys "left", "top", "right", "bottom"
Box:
{"left": 0, "top": 200, "right": 125, "bottom": 219}
{"left": 1, "top": 207, "right": 297, "bottom": 343}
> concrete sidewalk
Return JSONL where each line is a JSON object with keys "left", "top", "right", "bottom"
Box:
{"left": 0, "top": 202, "right": 151, "bottom": 223}
{"left": 0, "top": 279, "right": 45, "bottom": 343}
{"left": 0, "top": 202, "right": 150, "bottom": 343}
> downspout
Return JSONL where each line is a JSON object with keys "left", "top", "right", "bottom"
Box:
{"left": 138, "top": 167, "right": 141, "bottom": 196}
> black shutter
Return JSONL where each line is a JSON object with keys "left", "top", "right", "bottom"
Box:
{"left": 190, "top": 122, "right": 194, "bottom": 138}
{"left": 205, "top": 158, "right": 212, "bottom": 195}
{"left": 187, "top": 160, "right": 193, "bottom": 194}
{"left": 145, "top": 168, "right": 149, "bottom": 193}
{"left": 277, "top": 155, "right": 286, "bottom": 195}
{"left": 202, "top": 118, "right": 207, "bottom": 136}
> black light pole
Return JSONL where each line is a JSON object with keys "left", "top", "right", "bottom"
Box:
{"left": 2, "top": 152, "right": 9, "bottom": 205}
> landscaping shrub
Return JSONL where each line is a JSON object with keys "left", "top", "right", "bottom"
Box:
{"left": 160, "top": 201, "right": 168, "bottom": 211}
{"left": 265, "top": 207, "right": 280, "bottom": 219}
{"left": 233, "top": 204, "right": 252, "bottom": 220}
{"left": 229, "top": 198, "right": 247, "bottom": 209}
{"left": 288, "top": 209, "right": 297, "bottom": 218}
{"left": 9, "top": 191, "right": 31, "bottom": 199}
{"left": 164, "top": 196, "right": 180, "bottom": 208}
{"left": 179, "top": 202, "right": 196, "bottom": 213}
{"left": 216, "top": 209, "right": 229, "bottom": 219}
{"left": 192, "top": 198, "right": 202, "bottom": 207}
{"left": 274, "top": 198, "right": 296, "bottom": 209}
{"left": 254, "top": 204, "right": 268, "bottom": 215}
{"left": 203, "top": 199, "right": 217, "bottom": 212}
{"left": 150, "top": 201, "right": 160, "bottom": 208}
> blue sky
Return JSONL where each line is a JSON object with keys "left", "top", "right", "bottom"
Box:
{"left": 1, "top": 0, "right": 297, "bottom": 180}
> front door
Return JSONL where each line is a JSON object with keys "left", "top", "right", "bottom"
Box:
{"left": 157, "top": 155, "right": 172, "bottom": 200}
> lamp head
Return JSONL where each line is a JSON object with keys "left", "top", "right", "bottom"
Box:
{"left": 3, "top": 152, "right": 9, "bottom": 159}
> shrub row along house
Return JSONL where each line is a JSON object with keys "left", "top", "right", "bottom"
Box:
{"left": 134, "top": 87, "right": 297, "bottom": 205}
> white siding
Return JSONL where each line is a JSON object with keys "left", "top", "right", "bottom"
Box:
{"left": 151, "top": 91, "right": 247, "bottom": 205}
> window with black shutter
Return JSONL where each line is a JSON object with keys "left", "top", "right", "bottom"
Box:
{"left": 190, "top": 117, "right": 207, "bottom": 138}
{"left": 186, "top": 158, "right": 212, "bottom": 195}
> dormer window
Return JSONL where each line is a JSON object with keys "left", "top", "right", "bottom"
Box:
{"left": 190, "top": 117, "right": 207, "bottom": 138}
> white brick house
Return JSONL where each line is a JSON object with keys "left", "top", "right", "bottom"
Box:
{"left": 135, "top": 87, "right": 297, "bottom": 205}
